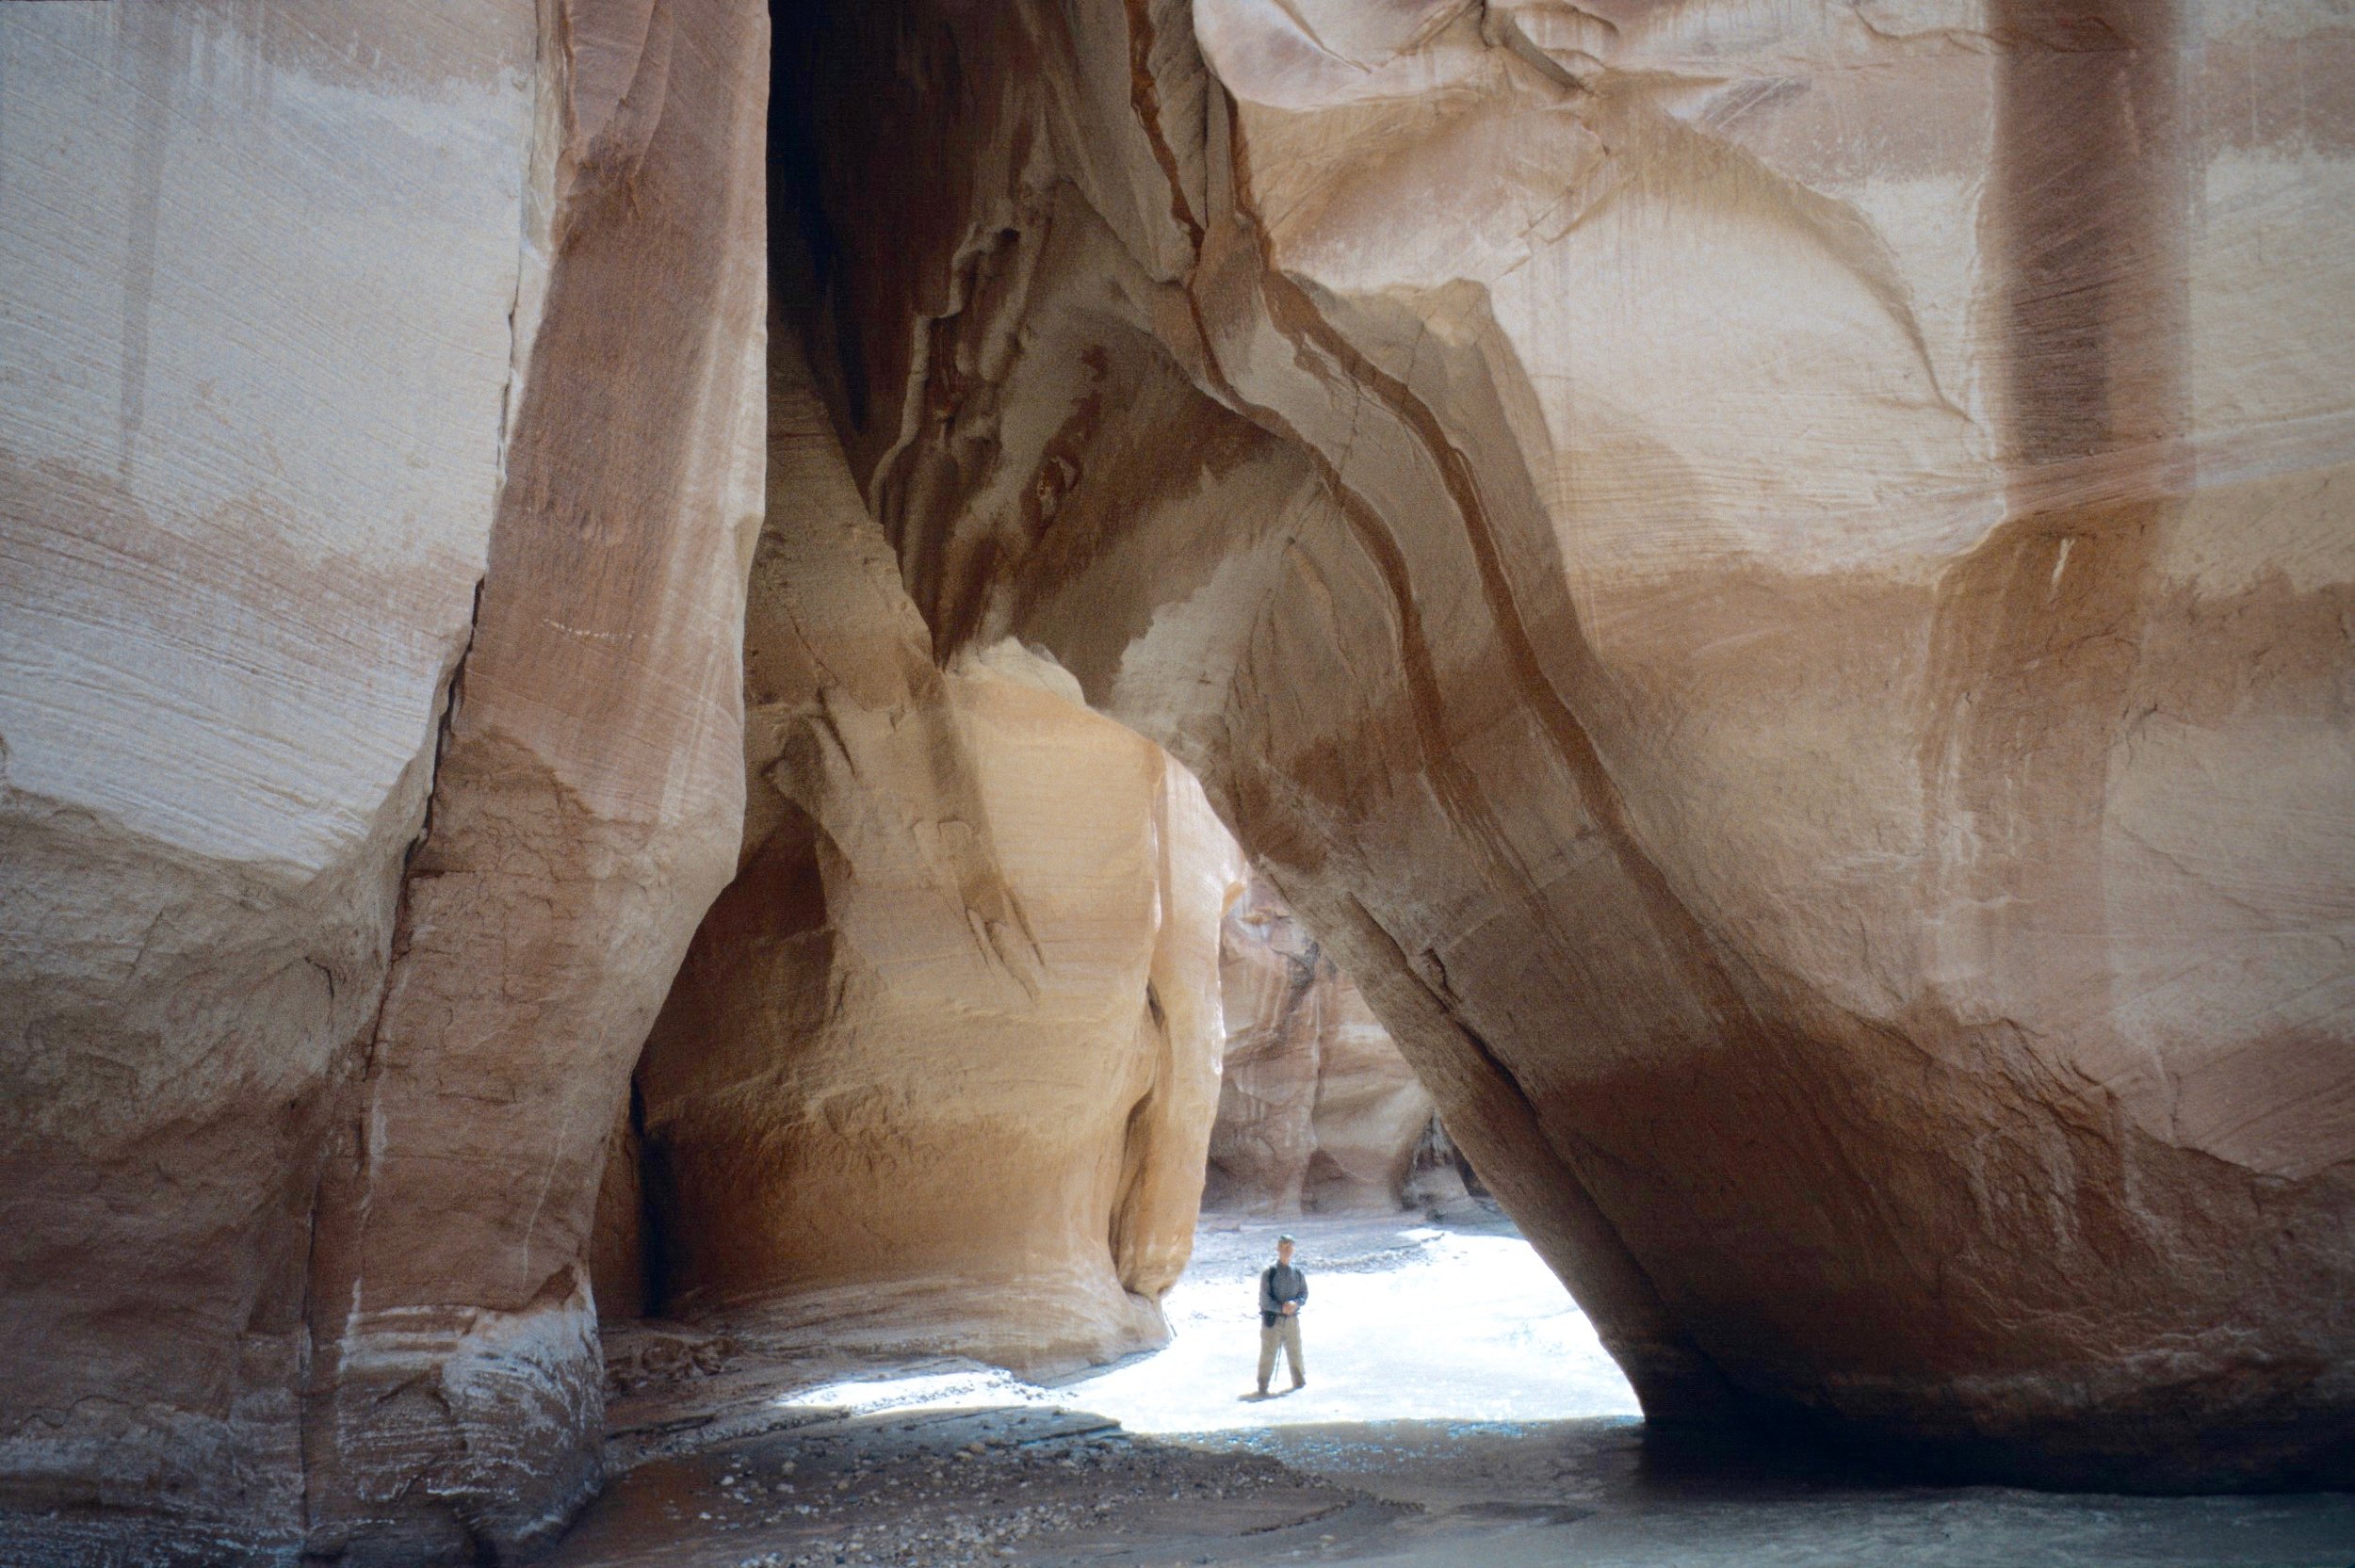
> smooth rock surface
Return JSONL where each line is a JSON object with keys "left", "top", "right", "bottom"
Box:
{"left": 1210, "top": 871, "right": 1439, "bottom": 1214}
{"left": 613, "top": 335, "right": 1248, "bottom": 1375}
{"left": 0, "top": 3, "right": 768, "bottom": 1561}
{"left": 0, "top": 6, "right": 539, "bottom": 1560}
{"left": 788, "top": 0, "right": 2355, "bottom": 1486}
{"left": 302, "top": 0, "right": 769, "bottom": 1553}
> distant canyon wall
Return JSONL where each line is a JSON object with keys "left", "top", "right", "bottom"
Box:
{"left": 789, "top": 0, "right": 2355, "bottom": 1487}
{"left": 1210, "top": 868, "right": 1454, "bottom": 1216}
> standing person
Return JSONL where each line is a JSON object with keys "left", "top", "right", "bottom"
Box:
{"left": 1257, "top": 1234, "right": 1308, "bottom": 1395}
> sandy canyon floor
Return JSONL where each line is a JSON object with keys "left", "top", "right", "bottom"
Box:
{"left": 551, "top": 1211, "right": 2355, "bottom": 1567}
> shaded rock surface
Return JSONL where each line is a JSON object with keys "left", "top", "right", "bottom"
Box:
{"left": 1209, "top": 870, "right": 1451, "bottom": 1215}
{"left": 607, "top": 333, "right": 1247, "bottom": 1375}
{"left": 1, "top": 8, "right": 534, "bottom": 1556}
{"left": 785, "top": 0, "right": 2355, "bottom": 1486}
{"left": 0, "top": 2, "right": 767, "bottom": 1561}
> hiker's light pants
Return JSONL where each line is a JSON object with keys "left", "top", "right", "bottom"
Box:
{"left": 1258, "top": 1315, "right": 1305, "bottom": 1388}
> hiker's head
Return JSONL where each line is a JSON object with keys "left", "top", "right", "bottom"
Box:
{"left": 1275, "top": 1235, "right": 1295, "bottom": 1265}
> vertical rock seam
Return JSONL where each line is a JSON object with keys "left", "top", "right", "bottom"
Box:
{"left": 298, "top": 1, "right": 770, "bottom": 1560}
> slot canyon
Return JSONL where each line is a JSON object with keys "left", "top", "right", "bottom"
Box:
{"left": 2, "top": 2, "right": 2351, "bottom": 1565}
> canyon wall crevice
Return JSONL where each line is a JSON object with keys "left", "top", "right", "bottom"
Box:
{"left": 301, "top": 1, "right": 770, "bottom": 1557}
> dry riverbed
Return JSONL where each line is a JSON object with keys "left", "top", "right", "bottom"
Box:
{"left": 548, "top": 1213, "right": 2355, "bottom": 1568}
{"left": 548, "top": 1400, "right": 1415, "bottom": 1567}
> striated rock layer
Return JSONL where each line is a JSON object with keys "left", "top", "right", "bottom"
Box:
{"left": 1209, "top": 869, "right": 1440, "bottom": 1215}
{"left": 610, "top": 333, "right": 1246, "bottom": 1374}
{"left": 0, "top": 3, "right": 767, "bottom": 1562}
{"left": 788, "top": 0, "right": 2355, "bottom": 1487}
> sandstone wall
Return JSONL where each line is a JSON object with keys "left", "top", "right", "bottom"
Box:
{"left": 0, "top": 4, "right": 767, "bottom": 1562}
{"left": 616, "top": 334, "right": 1246, "bottom": 1375}
{"left": 788, "top": 0, "right": 2355, "bottom": 1487}
{"left": 1209, "top": 870, "right": 1438, "bottom": 1215}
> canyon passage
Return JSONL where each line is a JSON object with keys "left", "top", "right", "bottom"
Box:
{"left": 2, "top": 2, "right": 2352, "bottom": 1564}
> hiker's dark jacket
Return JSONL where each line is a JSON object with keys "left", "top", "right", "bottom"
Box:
{"left": 1259, "top": 1263, "right": 1307, "bottom": 1328}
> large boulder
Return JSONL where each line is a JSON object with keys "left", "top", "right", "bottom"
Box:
{"left": 787, "top": 0, "right": 2355, "bottom": 1487}
{"left": 0, "top": 4, "right": 767, "bottom": 1561}
{"left": 612, "top": 336, "right": 1246, "bottom": 1374}
{"left": 1210, "top": 870, "right": 1438, "bottom": 1214}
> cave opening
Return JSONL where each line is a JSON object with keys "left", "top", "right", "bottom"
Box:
{"left": 584, "top": 0, "right": 1645, "bottom": 1419}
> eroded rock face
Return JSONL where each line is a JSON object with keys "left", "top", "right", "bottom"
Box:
{"left": 615, "top": 336, "right": 1246, "bottom": 1374}
{"left": 299, "top": 1, "right": 767, "bottom": 1553}
{"left": 0, "top": 4, "right": 766, "bottom": 1562}
{"left": 788, "top": 0, "right": 2355, "bottom": 1486}
{"left": 1209, "top": 870, "right": 1437, "bottom": 1215}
